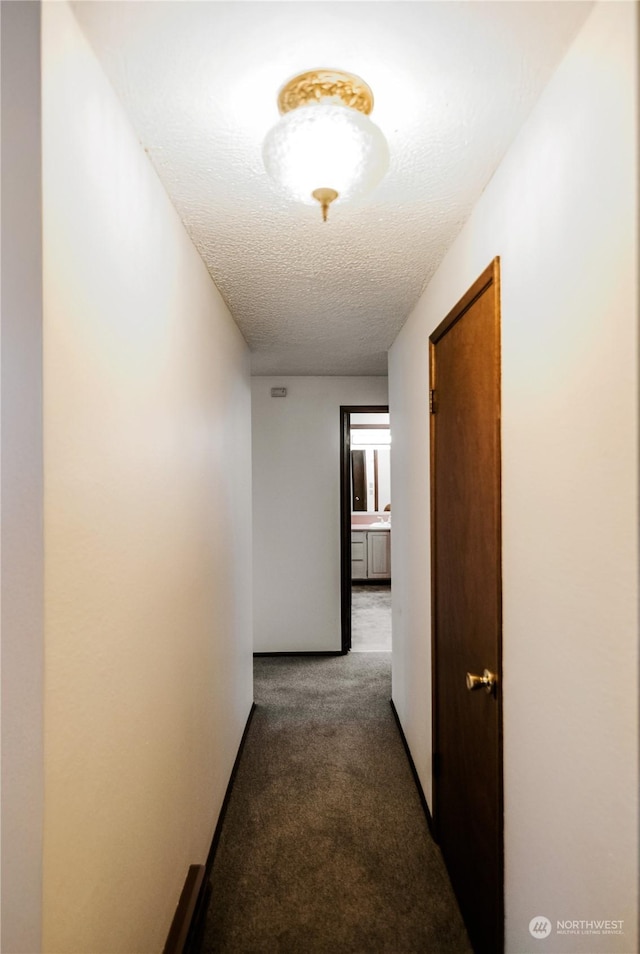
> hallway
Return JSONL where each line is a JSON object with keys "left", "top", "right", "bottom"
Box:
{"left": 203, "top": 655, "right": 470, "bottom": 953}
{"left": 2, "top": 4, "right": 638, "bottom": 951}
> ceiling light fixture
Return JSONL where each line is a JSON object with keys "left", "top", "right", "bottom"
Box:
{"left": 262, "top": 69, "right": 389, "bottom": 222}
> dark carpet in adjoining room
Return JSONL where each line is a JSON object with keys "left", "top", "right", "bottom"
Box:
{"left": 351, "top": 584, "right": 392, "bottom": 652}
{"left": 202, "top": 654, "right": 471, "bottom": 954}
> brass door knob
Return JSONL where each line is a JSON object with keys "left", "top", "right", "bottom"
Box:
{"left": 466, "top": 669, "right": 498, "bottom": 694}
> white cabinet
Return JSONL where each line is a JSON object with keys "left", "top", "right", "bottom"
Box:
{"left": 367, "top": 530, "right": 391, "bottom": 579}
{"left": 351, "top": 531, "right": 368, "bottom": 580}
{"left": 351, "top": 529, "right": 391, "bottom": 581}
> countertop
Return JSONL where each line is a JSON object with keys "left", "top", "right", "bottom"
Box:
{"left": 351, "top": 524, "right": 391, "bottom": 531}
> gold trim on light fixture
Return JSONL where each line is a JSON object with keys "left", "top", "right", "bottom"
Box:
{"left": 277, "top": 69, "right": 374, "bottom": 116}
{"left": 312, "top": 188, "right": 339, "bottom": 223}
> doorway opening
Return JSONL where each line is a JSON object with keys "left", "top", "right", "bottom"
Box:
{"left": 340, "top": 406, "right": 391, "bottom": 653}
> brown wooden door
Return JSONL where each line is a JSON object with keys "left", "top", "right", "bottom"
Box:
{"left": 430, "top": 260, "right": 503, "bottom": 953}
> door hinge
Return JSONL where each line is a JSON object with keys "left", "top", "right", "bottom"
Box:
{"left": 432, "top": 752, "right": 441, "bottom": 779}
{"left": 429, "top": 388, "right": 436, "bottom": 414}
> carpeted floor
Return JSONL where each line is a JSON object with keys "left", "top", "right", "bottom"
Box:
{"left": 351, "top": 584, "right": 392, "bottom": 652}
{"left": 202, "top": 654, "right": 471, "bottom": 954}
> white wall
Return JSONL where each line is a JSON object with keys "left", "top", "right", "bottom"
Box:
{"left": 41, "top": 4, "right": 253, "bottom": 952}
{"left": 389, "top": 3, "right": 638, "bottom": 953}
{"left": 252, "top": 376, "right": 387, "bottom": 652}
{"left": 0, "top": 4, "right": 44, "bottom": 951}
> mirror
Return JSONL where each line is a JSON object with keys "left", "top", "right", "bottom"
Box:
{"left": 350, "top": 413, "right": 391, "bottom": 514}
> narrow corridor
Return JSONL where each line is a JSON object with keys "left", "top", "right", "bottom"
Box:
{"left": 202, "top": 655, "right": 470, "bottom": 953}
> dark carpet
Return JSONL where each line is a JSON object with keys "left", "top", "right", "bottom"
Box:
{"left": 202, "top": 654, "right": 471, "bottom": 954}
{"left": 351, "top": 584, "right": 392, "bottom": 652}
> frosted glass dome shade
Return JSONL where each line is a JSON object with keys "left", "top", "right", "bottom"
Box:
{"left": 262, "top": 103, "right": 389, "bottom": 205}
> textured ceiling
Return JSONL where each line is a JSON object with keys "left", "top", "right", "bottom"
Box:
{"left": 72, "top": 1, "right": 592, "bottom": 375}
